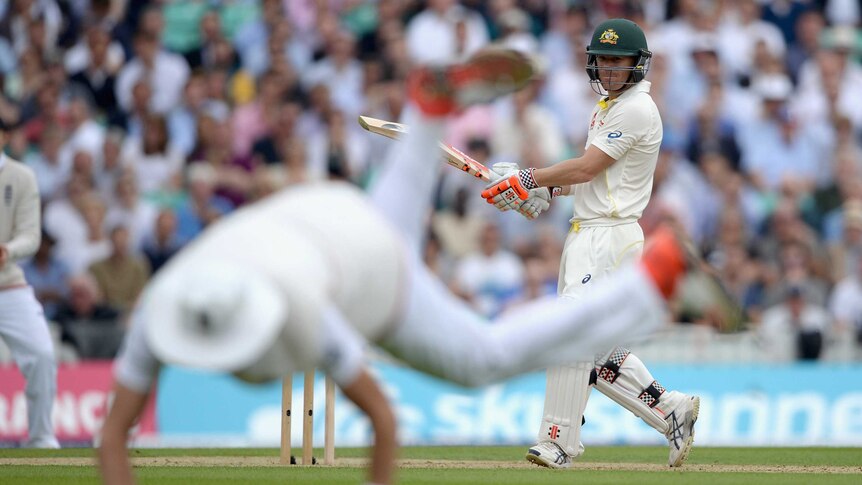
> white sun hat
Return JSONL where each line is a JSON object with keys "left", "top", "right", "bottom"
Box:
{"left": 143, "top": 258, "right": 289, "bottom": 372}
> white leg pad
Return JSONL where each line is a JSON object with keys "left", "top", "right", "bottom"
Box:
{"left": 594, "top": 348, "right": 685, "bottom": 434}
{"left": 536, "top": 362, "right": 592, "bottom": 457}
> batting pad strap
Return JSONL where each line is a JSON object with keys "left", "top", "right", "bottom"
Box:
{"left": 638, "top": 380, "right": 666, "bottom": 409}
{"left": 597, "top": 347, "right": 630, "bottom": 384}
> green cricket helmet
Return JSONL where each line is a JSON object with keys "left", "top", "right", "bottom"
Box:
{"left": 585, "top": 18, "right": 652, "bottom": 93}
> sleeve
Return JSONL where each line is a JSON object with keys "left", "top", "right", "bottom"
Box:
{"left": 5, "top": 167, "right": 41, "bottom": 261}
{"left": 114, "top": 308, "right": 162, "bottom": 393}
{"left": 318, "top": 305, "right": 367, "bottom": 387}
{"left": 590, "top": 101, "right": 653, "bottom": 161}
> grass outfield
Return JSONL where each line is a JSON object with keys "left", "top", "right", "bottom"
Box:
{"left": 1, "top": 446, "right": 860, "bottom": 484}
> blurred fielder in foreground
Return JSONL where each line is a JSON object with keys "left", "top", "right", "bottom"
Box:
{"left": 98, "top": 49, "right": 710, "bottom": 485}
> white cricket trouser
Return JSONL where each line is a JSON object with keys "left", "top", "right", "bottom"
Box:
{"left": 0, "top": 286, "right": 58, "bottom": 447}
{"left": 539, "top": 222, "right": 645, "bottom": 455}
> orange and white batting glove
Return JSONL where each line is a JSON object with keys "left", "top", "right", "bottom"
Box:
{"left": 481, "top": 163, "right": 534, "bottom": 212}
{"left": 482, "top": 163, "right": 559, "bottom": 218}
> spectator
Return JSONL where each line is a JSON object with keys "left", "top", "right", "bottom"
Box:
{"left": 66, "top": 23, "right": 124, "bottom": 121}
{"left": 105, "top": 172, "right": 158, "bottom": 253}
{"left": 830, "top": 251, "right": 862, "bottom": 352}
{"left": 452, "top": 222, "right": 525, "bottom": 318}
{"left": 406, "top": 0, "right": 489, "bottom": 64}
{"left": 87, "top": 225, "right": 150, "bottom": 312}
{"left": 432, "top": 187, "right": 485, "bottom": 259}
{"left": 759, "top": 285, "right": 832, "bottom": 361}
{"left": 120, "top": 114, "right": 184, "bottom": 196}
{"left": 115, "top": 31, "right": 190, "bottom": 115}
{"left": 166, "top": 71, "right": 210, "bottom": 159}
{"left": 231, "top": 70, "right": 286, "bottom": 159}
{"left": 23, "top": 123, "right": 67, "bottom": 202}
{"left": 43, "top": 174, "right": 92, "bottom": 252}
{"left": 234, "top": 0, "right": 311, "bottom": 77}
{"left": 174, "top": 163, "right": 233, "bottom": 243}
{"left": 492, "top": 81, "right": 565, "bottom": 167}
{"left": 55, "top": 191, "right": 111, "bottom": 275}
{"left": 143, "top": 208, "right": 183, "bottom": 273}
{"left": 301, "top": 30, "right": 365, "bottom": 117}
{"left": 21, "top": 231, "right": 70, "bottom": 321}
{"left": 53, "top": 273, "right": 122, "bottom": 359}
{"left": 58, "top": 90, "right": 105, "bottom": 171}
{"left": 306, "top": 109, "right": 369, "bottom": 182}
{"left": 739, "top": 74, "right": 819, "bottom": 192}
{"left": 250, "top": 101, "right": 302, "bottom": 166}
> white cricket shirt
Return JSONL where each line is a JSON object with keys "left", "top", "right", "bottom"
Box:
{"left": 572, "top": 80, "right": 663, "bottom": 223}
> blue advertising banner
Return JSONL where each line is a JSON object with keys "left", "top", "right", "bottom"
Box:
{"left": 154, "top": 363, "right": 862, "bottom": 447}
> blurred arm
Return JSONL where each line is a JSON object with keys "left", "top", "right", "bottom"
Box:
{"left": 339, "top": 368, "right": 398, "bottom": 485}
{"left": 98, "top": 383, "right": 150, "bottom": 485}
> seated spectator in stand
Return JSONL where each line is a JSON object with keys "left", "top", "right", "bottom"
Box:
{"left": 55, "top": 191, "right": 112, "bottom": 275}
{"left": 759, "top": 285, "right": 833, "bottom": 361}
{"left": 66, "top": 22, "right": 124, "bottom": 123}
{"left": 143, "top": 209, "right": 183, "bottom": 273}
{"left": 105, "top": 172, "right": 158, "bottom": 253}
{"left": 452, "top": 222, "right": 525, "bottom": 319}
{"left": 23, "top": 124, "right": 68, "bottom": 203}
{"left": 432, "top": 187, "right": 484, "bottom": 259}
{"left": 175, "top": 163, "right": 233, "bottom": 243}
{"left": 115, "top": 31, "right": 190, "bottom": 115}
{"left": 830, "top": 252, "right": 862, "bottom": 352}
{"left": 87, "top": 225, "right": 151, "bottom": 313}
{"left": 21, "top": 231, "right": 70, "bottom": 321}
{"left": 120, "top": 114, "right": 184, "bottom": 196}
{"left": 250, "top": 102, "right": 302, "bottom": 166}
{"left": 738, "top": 74, "right": 819, "bottom": 192}
{"left": 53, "top": 274, "right": 123, "bottom": 359}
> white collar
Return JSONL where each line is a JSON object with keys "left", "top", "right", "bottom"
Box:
{"left": 0, "top": 152, "right": 7, "bottom": 170}
{"left": 598, "top": 80, "right": 652, "bottom": 109}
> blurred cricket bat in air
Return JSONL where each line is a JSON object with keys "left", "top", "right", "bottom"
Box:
{"left": 358, "top": 115, "right": 491, "bottom": 181}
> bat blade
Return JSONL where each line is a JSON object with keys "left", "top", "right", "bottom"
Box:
{"left": 358, "top": 115, "right": 491, "bottom": 181}
{"left": 358, "top": 116, "right": 408, "bottom": 140}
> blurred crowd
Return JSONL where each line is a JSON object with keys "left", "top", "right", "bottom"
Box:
{"left": 1, "top": 0, "right": 861, "bottom": 362}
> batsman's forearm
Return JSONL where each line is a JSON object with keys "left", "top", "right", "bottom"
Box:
{"left": 533, "top": 158, "right": 597, "bottom": 187}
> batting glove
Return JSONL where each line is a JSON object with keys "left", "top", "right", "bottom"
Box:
{"left": 518, "top": 187, "right": 551, "bottom": 219}
{"left": 481, "top": 163, "right": 535, "bottom": 211}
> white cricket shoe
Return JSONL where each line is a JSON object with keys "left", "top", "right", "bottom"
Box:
{"left": 665, "top": 395, "right": 700, "bottom": 467}
{"left": 525, "top": 441, "right": 571, "bottom": 469}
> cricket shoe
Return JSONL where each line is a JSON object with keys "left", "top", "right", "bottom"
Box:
{"left": 524, "top": 441, "right": 571, "bottom": 469}
{"left": 641, "top": 224, "right": 744, "bottom": 331}
{"left": 407, "top": 47, "right": 536, "bottom": 116}
{"left": 666, "top": 395, "right": 700, "bottom": 467}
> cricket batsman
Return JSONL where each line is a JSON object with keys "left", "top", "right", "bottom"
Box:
{"left": 482, "top": 19, "right": 701, "bottom": 468}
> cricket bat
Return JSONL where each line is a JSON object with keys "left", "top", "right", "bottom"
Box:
{"left": 358, "top": 115, "right": 491, "bottom": 181}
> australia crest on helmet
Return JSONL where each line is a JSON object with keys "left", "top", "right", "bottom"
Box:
{"left": 599, "top": 29, "right": 619, "bottom": 45}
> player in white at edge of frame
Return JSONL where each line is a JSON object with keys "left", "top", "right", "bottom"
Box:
{"left": 481, "top": 18, "right": 705, "bottom": 469}
{"left": 97, "top": 47, "right": 724, "bottom": 485}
